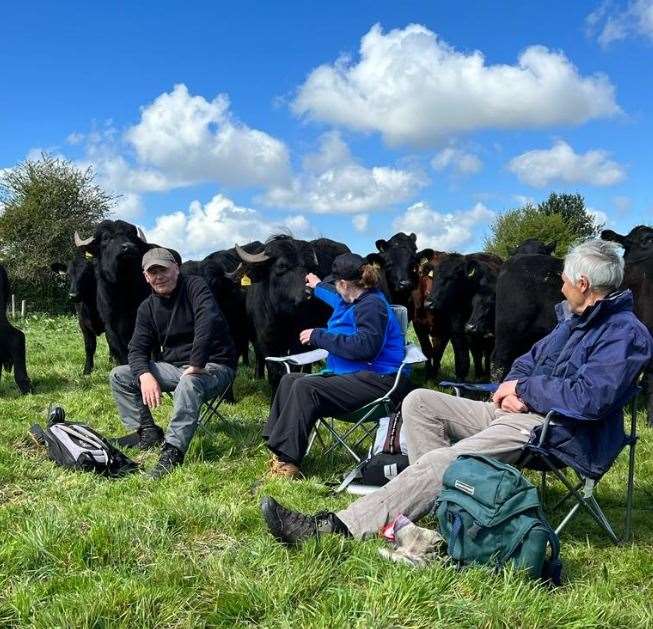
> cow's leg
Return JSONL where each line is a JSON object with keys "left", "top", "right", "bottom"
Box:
{"left": 105, "top": 327, "right": 128, "bottom": 365}
{"left": 468, "top": 337, "right": 484, "bottom": 380}
{"left": 430, "top": 331, "right": 449, "bottom": 378}
{"left": 413, "top": 321, "right": 434, "bottom": 377}
{"left": 80, "top": 322, "right": 97, "bottom": 375}
{"left": 451, "top": 333, "right": 470, "bottom": 381}
{"left": 9, "top": 329, "right": 31, "bottom": 394}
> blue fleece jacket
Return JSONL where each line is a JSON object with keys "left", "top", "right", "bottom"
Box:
{"left": 507, "top": 289, "right": 653, "bottom": 478}
{"left": 309, "top": 282, "right": 405, "bottom": 375}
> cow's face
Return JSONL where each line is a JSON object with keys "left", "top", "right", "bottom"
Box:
{"left": 51, "top": 256, "right": 95, "bottom": 303}
{"left": 375, "top": 233, "right": 418, "bottom": 297}
{"left": 465, "top": 274, "right": 496, "bottom": 338}
{"left": 508, "top": 239, "right": 556, "bottom": 256}
{"left": 75, "top": 220, "right": 149, "bottom": 283}
{"left": 425, "top": 255, "right": 466, "bottom": 311}
{"left": 602, "top": 226, "right": 653, "bottom": 260}
{"left": 237, "top": 237, "right": 319, "bottom": 315}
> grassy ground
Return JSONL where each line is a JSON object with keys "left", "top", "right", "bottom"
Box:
{"left": 1, "top": 315, "right": 652, "bottom": 628}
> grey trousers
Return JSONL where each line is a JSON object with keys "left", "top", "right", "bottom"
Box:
{"left": 337, "top": 389, "right": 545, "bottom": 539}
{"left": 110, "top": 362, "right": 235, "bottom": 453}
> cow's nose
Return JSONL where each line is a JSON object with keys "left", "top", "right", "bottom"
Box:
{"left": 399, "top": 280, "right": 412, "bottom": 289}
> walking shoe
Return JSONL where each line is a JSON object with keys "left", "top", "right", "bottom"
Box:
{"left": 260, "top": 496, "right": 350, "bottom": 545}
{"left": 138, "top": 424, "right": 164, "bottom": 450}
{"left": 267, "top": 456, "right": 302, "bottom": 479}
{"left": 149, "top": 443, "right": 184, "bottom": 479}
{"left": 115, "top": 431, "right": 140, "bottom": 448}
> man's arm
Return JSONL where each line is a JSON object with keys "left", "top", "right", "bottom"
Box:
{"left": 516, "top": 327, "right": 651, "bottom": 420}
{"left": 504, "top": 326, "right": 558, "bottom": 381}
{"left": 187, "top": 277, "right": 221, "bottom": 369}
{"left": 310, "top": 297, "right": 387, "bottom": 361}
{"left": 128, "top": 301, "right": 157, "bottom": 379}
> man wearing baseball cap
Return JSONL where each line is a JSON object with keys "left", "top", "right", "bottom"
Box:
{"left": 109, "top": 247, "right": 237, "bottom": 478}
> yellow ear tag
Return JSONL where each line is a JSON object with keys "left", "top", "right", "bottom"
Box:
{"left": 84, "top": 252, "right": 94, "bottom": 259}
{"left": 240, "top": 274, "right": 252, "bottom": 287}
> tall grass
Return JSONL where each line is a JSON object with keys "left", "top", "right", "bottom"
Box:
{"left": 0, "top": 315, "right": 651, "bottom": 627}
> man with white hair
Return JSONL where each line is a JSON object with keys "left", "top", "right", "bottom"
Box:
{"left": 261, "top": 239, "right": 653, "bottom": 544}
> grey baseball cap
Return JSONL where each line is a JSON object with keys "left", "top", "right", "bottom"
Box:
{"left": 142, "top": 247, "right": 178, "bottom": 271}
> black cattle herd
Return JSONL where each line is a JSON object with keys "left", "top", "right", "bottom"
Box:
{"left": 1, "top": 220, "right": 652, "bottom": 424}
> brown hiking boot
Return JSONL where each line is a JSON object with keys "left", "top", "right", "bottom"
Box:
{"left": 267, "top": 456, "right": 302, "bottom": 479}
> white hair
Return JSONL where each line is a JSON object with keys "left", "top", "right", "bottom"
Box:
{"left": 563, "top": 239, "right": 624, "bottom": 294}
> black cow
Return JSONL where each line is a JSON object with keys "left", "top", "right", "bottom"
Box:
{"left": 368, "top": 232, "right": 419, "bottom": 313}
{"left": 425, "top": 253, "right": 502, "bottom": 380}
{"left": 0, "top": 263, "right": 31, "bottom": 394}
{"left": 508, "top": 239, "right": 556, "bottom": 256}
{"left": 602, "top": 226, "right": 653, "bottom": 424}
{"left": 51, "top": 255, "right": 107, "bottom": 374}
{"left": 74, "top": 219, "right": 180, "bottom": 365}
{"left": 181, "top": 240, "right": 264, "bottom": 366}
{"left": 234, "top": 235, "right": 349, "bottom": 384}
{"left": 491, "top": 253, "right": 563, "bottom": 381}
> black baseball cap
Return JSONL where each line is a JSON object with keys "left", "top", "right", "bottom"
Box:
{"left": 331, "top": 253, "right": 365, "bottom": 281}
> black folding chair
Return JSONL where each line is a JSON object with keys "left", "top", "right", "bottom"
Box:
{"left": 441, "top": 381, "right": 640, "bottom": 544}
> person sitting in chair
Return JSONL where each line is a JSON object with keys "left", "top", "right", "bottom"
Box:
{"left": 264, "top": 253, "right": 406, "bottom": 479}
{"left": 260, "top": 239, "right": 653, "bottom": 543}
{"left": 110, "top": 247, "right": 237, "bottom": 478}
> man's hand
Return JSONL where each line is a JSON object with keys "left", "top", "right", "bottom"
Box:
{"left": 299, "top": 329, "right": 314, "bottom": 345}
{"left": 305, "top": 273, "right": 321, "bottom": 290}
{"left": 500, "top": 394, "right": 528, "bottom": 413}
{"left": 492, "top": 379, "right": 519, "bottom": 406}
{"left": 182, "top": 366, "right": 205, "bottom": 377}
{"left": 139, "top": 372, "right": 161, "bottom": 409}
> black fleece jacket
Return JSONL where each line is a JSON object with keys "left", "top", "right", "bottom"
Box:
{"left": 128, "top": 275, "right": 237, "bottom": 378}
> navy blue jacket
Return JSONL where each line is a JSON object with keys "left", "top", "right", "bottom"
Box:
{"left": 507, "top": 290, "right": 653, "bottom": 478}
{"left": 309, "top": 282, "right": 405, "bottom": 375}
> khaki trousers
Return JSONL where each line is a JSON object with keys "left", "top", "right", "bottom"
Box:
{"left": 336, "top": 389, "right": 544, "bottom": 539}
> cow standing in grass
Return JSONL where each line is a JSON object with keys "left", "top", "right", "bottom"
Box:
{"left": 602, "top": 226, "right": 653, "bottom": 424}
{"left": 0, "top": 263, "right": 31, "bottom": 394}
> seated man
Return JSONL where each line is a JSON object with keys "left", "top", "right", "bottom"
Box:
{"left": 260, "top": 239, "right": 653, "bottom": 543}
{"left": 110, "top": 247, "right": 237, "bottom": 478}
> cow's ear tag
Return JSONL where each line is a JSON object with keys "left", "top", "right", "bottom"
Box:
{"left": 241, "top": 274, "right": 252, "bottom": 287}
{"left": 428, "top": 270, "right": 434, "bottom": 278}
{"left": 420, "top": 257, "right": 429, "bottom": 266}
{"left": 467, "top": 267, "right": 476, "bottom": 278}
{"left": 84, "top": 252, "right": 94, "bottom": 259}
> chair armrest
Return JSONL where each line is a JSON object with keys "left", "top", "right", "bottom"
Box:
{"left": 439, "top": 381, "right": 499, "bottom": 394}
{"left": 265, "top": 348, "right": 329, "bottom": 366}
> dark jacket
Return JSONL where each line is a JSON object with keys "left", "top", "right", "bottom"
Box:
{"left": 309, "top": 282, "right": 405, "bottom": 375}
{"left": 128, "top": 275, "right": 237, "bottom": 378}
{"left": 507, "top": 290, "right": 653, "bottom": 478}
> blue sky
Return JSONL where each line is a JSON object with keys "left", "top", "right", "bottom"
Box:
{"left": 1, "top": 1, "right": 651, "bottom": 260}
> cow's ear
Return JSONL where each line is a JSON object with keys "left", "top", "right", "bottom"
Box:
{"left": 366, "top": 253, "right": 385, "bottom": 269}
{"left": 544, "top": 240, "right": 557, "bottom": 255}
{"left": 50, "top": 262, "right": 67, "bottom": 273}
{"left": 409, "top": 233, "right": 417, "bottom": 243}
{"left": 416, "top": 248, "right": 434, "bottom": 265}
{"left": 507, "top": 245, "right": 517, "bottom": 257}
{"left": 601, "top": 230, "right": 625, "bottom": 244}
{"left": 375, "top": 239, "right": 388, "bottom": 253}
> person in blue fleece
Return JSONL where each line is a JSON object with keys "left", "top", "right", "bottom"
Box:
{"left": 263, "top": 253, "right": 406, "bottom": 478}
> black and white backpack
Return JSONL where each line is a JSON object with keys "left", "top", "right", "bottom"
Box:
{"left": 30, "top": 406, "right": 138, "bottom": 477}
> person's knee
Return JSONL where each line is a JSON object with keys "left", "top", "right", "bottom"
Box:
{"left": 109, "top": 365, "right": 132, "bottom": 388}
{"left": 402, "top": 388, "right": 437, "bottom": 419}
{"left": 289, "top": 375, "right": 314, "bottom": 396}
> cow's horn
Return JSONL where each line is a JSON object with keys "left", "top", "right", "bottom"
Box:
{"left": 137, "top": 227, "right": 147, "bottom": 242}
{"left": 74, "top": 231, "right": 95, "bottom": 247}
{"left": 224, "top": 263, "right": 245, "bottom": 280}
{"left": 235, "top": 244, "right": 270, "bottom": 263}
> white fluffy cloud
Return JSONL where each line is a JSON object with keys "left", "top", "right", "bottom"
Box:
{"left": 293, "top": 23, "right": 619, "bottom": 147}
{"left": 507, "top": 141, "right": 626, "bottom": 187}
{"left": 431, "top": 146, "right": 482, "bottom": 176}
{"left": 586, "top": 0, "right": 653, "bottom": 46}
{"left": 125, "top": 84, "right": 290, "bottom": 187}
{"left": 261, "top": 131, "right": 425, "bottom": 213}
{"left": 393, "top": 201, "right": 495, "bottom": 251}
{"left": 145, "top": 194, "right": 317, "bottom": 260}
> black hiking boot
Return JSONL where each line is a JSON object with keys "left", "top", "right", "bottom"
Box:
{"left": 149, "top": 443, "right": 184, "bottom": 479}
{"left": 115, "top": 431, "right": 141, "bottom": 449}
{"left": 138, "top": 424, "right": 164, "bottom": 450}
{"left": 260, "top": 496, "right": 350, "bottom": 545}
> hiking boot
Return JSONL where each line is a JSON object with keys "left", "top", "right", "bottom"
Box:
{"left": 115, "top": 431, "right": 141, "bottom": 449}
{"left": 149, "top": 443, "right": 184, "bottom": 479}
{"left": 138, "top": 424, "right": 164, "bottom": 450}
{"left": 260, "top": 496, "right": 349, "bottom": 545}
{"left": 267, "top": 456, "right": 302, "bottom": 479}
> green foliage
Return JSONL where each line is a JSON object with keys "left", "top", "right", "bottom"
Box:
{"left": 1, "top": 316, "right": 652, "bottom": 627}
{"left": 0, "top": 153, "right": 112, "bottom": 312}
{"left": 485, "top": 193, "right": 603, "bottom": 259}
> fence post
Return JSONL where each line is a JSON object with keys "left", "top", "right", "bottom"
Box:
{"left": 21, "top": 300, "right": 26, "bottom": 318}
{"left": 11, "top": 294, "right": 16, "bottom": 318}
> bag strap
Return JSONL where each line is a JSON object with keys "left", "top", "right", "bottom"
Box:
{"left": 152, "top": 278, "right": 184, "bottom": 353}
{"left": 541, "top": 523, "right": 562, "bottom": 586}
{"left": 383, "top": 410, "right": 403, "bottom": 454}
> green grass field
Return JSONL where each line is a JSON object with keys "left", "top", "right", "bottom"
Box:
{"left": 1, "top": 315, "right": 652, "bottom": 628}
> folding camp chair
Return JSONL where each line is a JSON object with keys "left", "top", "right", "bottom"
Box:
{"left": 265, "top": 305, "right": 427, "bottom": 470}
{"left": 440, "top": 380, "right": 640, "bottom": 544}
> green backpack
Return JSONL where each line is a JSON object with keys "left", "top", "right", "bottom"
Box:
{"left": 435, "top": 455, "right": 562, "bottom": 585}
